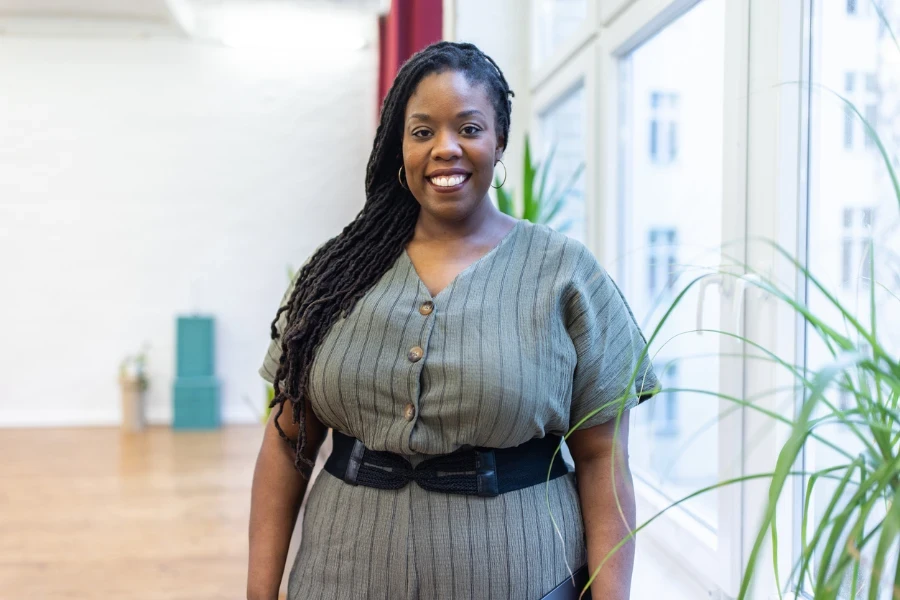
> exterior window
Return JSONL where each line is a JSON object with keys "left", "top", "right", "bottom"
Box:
{"left": 650, "top": 92, "right": 679, "bottom": 164}
{"left": 648, "top": 228, "right": 678, "bottom": 297}
{"left": 844, "top": 71, "right": 879, "bottom": 149}
{"left": 844, "top": 73, "right": 855, "bottom": 148}
{"left": 653, "top": 361, "right": 679, "bottom": 436}
{"left": 841, "top": 207, "right": 874, "bottom": 288}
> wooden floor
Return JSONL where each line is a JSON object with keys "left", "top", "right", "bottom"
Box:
{"left": 0, "top": 426, "right": 707, "bottom": 599}
{"left": 0, "top": 425, "right": 298, "bottom": 600}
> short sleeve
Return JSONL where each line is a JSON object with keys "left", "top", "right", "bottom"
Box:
{"left": 258, "top": 273, "right": 299, "bottom": 384}
{"left": 564, "top": 249, "right": 660, "bottom": 430}
{"left": 258, "top": 247, "right": 322, "bottom": 384}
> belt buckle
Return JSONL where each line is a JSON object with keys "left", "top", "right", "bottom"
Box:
{"left": 344, "top": 438, "right": 366, "bottom": 485}
{"left": 475, "top": 449, "right": 499, "bottom": 497}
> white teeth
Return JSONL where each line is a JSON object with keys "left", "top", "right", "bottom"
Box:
{"left": 430, "top": 175, "right": 466, "bottom": 187}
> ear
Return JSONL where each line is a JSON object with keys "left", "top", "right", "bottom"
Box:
{"left": 495, "top": 135, "right": 506, "bottom": 161}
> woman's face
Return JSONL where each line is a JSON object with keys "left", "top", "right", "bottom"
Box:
{"left": 402, "top": 70, "right": 504, "bottom": 223}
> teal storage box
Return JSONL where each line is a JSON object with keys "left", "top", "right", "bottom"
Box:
{"left": 173, "top": 315, "right": 220, "bottom": 430}
{"left": 176, "top": 316, "right": 215, "bottom": 377}
{"left": 173, "top": 377, "right": 221, "bottom": 430}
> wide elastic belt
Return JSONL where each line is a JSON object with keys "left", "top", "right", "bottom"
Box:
{"left": 323, "top": 430, "right": 569, "bottom": 497}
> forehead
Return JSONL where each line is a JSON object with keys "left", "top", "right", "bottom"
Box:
{"left": 404, "top": 70, "right": 494, "bottom": 121}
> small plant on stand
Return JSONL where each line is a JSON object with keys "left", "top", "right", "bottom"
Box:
{"left": 119, "top": 343, "right": 150, "bottom": 433}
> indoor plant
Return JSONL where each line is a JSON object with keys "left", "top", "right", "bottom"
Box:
{"left": 556, "top": 17, "right": 900, "bottom": 599}
{"left": 495, "top": 133, "right": 584, "bottom": 231}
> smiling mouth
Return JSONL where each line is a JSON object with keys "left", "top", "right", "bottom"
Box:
{"left": 427, "top": 173, "right": 471, "bottom": 190}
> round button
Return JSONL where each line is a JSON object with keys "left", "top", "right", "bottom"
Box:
{"left": 407, "top": 346, "right": 424, "bottom": 363}
{"left": 403, "top": 403, "right": 416, "bottom": 421}
{"left": 419, "top": 301, "right": 434, "bottom": 316}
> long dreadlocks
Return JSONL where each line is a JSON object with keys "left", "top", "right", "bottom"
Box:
{"left": 268, "top": 41, "right": 515, "bottom": 476}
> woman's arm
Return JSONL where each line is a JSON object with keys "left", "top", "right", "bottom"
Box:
{"left": 567, "top": 411, "right": 636, "bottom": 600}
{"left": 247, "top": 397, "right": 327, "bottom": 600}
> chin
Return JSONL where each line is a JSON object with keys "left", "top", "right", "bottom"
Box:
{"left": 423, "top": 201, "right": 473, "bottom": 222}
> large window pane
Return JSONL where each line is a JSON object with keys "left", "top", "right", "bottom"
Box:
{"left": 538, "top": 84, "right": 587, "bottom": 243}
{"left": 531, "top": 0, "right": 588, "bottom": 66}
{"left": 618, "top": 0, "right": 725, "bottom": 532}
{"left": 805, "top": 1, "right": 900, "bottom": 596}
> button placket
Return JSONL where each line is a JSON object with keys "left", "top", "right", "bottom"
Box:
{"left": 402, "top": 297, "right": 436, "bottom": 435}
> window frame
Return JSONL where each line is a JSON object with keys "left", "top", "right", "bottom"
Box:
{"left": 529, "top": 0, "right": 598, "bottom": 81}
{"left": 530, "top": 43, "right": 599, "bottom": 251}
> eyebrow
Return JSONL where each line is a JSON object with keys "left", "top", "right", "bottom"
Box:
{"left": 407, "top": 109, "right": 488, "bottom": 123}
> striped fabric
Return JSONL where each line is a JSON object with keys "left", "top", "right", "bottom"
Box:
{"left": 259, "top": 219, "right": 658, "bottom": 599}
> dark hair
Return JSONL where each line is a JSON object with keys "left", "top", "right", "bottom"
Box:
{"left": 268, "top": 41, "right": 515, "bottom": 476}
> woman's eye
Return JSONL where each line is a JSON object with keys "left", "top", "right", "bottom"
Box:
{"left": 412, "top": 130, "right": 431, "bottom": 138}
{"left": 462, "top": 125, "right": 481, "bottom": 135}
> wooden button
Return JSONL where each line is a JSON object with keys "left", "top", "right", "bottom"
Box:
{"left": 419, "top": 301, "right": 434, "bottom": 316}
{"left": 407, "top": 346, "right": 424, "bottom": 363}
{"left": 403, "top": 403, "right": 416, "bottom": 421}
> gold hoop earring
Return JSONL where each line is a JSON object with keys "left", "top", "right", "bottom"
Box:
{"left": 491, "top": 159, "right": 507, "bottom": 189}
{"left": 398, "top": 166, "right": 408, "bottom": 190}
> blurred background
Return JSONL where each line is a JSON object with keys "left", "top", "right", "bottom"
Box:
{"left": 1, "top": 0, "right": 898, "bottom": 599}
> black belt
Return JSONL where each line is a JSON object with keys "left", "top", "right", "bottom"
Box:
{"left": 543, "top": 565, "right": 593, "bottom": 600}
{"left": 324, "top": 430, "right": 569, "bottom": 496}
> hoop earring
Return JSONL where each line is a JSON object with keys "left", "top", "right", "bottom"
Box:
{"left": 491, "top": 159, "right": 507, "bottom": 189}
{"left": 398, "top": 166, "right": 408, "bottom": 190}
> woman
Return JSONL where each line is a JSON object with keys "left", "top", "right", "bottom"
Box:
{"left": 247, "top": 41, "right": 658, "bottom": 600}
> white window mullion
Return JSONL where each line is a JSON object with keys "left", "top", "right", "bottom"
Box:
{"left": 739, "top": 0, "right": 809, "bottom": 597}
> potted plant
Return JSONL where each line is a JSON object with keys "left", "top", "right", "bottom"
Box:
{"left": 119, "top": 343, "right": 150, "bottom": 433}
{"left": 495, "top": 133, "right": 584, "bottom": 231}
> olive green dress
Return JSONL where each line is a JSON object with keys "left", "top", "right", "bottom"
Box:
{"left": 259, "top": 219, "right": 658, "bottom": 599}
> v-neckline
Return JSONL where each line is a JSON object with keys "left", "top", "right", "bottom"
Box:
{"left": 403, "top": 219, "right": 523, "bottom": 302}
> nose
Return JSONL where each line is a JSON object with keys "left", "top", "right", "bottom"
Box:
{"left": 431, "top": 129, "right": 462, "bottom": 161}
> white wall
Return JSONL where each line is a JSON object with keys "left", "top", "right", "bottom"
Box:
{"left": 0, "top": 30, "right": 376, "bottom": 426}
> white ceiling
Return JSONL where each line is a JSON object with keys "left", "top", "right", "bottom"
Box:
{"left": 0, "top": 0, "right": 178, "bottom": 22}
{"left": 0, "top": 0, "right": 385, "bottom": 21}
{"left": 0, "top": 0, "right": 385, "bottom": 40}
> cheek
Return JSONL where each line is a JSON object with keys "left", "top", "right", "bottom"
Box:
{"left": 472, "top": 147, "right": 497, "bottom": 174}
{"left": 403, "top": 145, "right": 427, "bottom": 173}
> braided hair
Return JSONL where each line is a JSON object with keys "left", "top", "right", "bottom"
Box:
{"left": 268, "top": 41, "right": 515, "bottom": 477}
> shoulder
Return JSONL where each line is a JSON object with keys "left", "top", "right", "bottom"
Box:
{"left": 516, "top": 221, "right": 597, "bottom": 271}
{"left": 516, "top": 221, "right": 606, "bottom": 286}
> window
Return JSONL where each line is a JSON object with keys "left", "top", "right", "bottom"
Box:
{"left": 841, "top": 207, "right": 874, "bottom": 288}
{"left": 650, "top": 92, "right": 679, "bottom": 164}
{"left": 846, "top": 0, "right": 875, "bottom": 16}
{"left": 865, "top": 74, "right": 878, "bottom": 148}
{"left": 620, "top": 0, "right": 725, "bottom": 532}
{"left": 531, "top": 0, "right": 589, "bottom": 67}
{"left": 844, "top": 73, "right": 855, "bottom": 148}
{"left": 653, "top": 360, "right": 680, "bottom": 436}
{"left": 539, "top": 84, "right": 587, "bottom": 243}
{"left": 648, "top": 228, "right": 678, "bottom": 297}
{"left": 838, "top": 388, "right": 853, "bottom": 411}
{"left": 843, "top": 71, "right": 879, "bottom": 150}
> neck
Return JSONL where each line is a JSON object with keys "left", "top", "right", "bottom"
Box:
{"left": 412, "top": 197, "right": 509, "bottom": 244}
